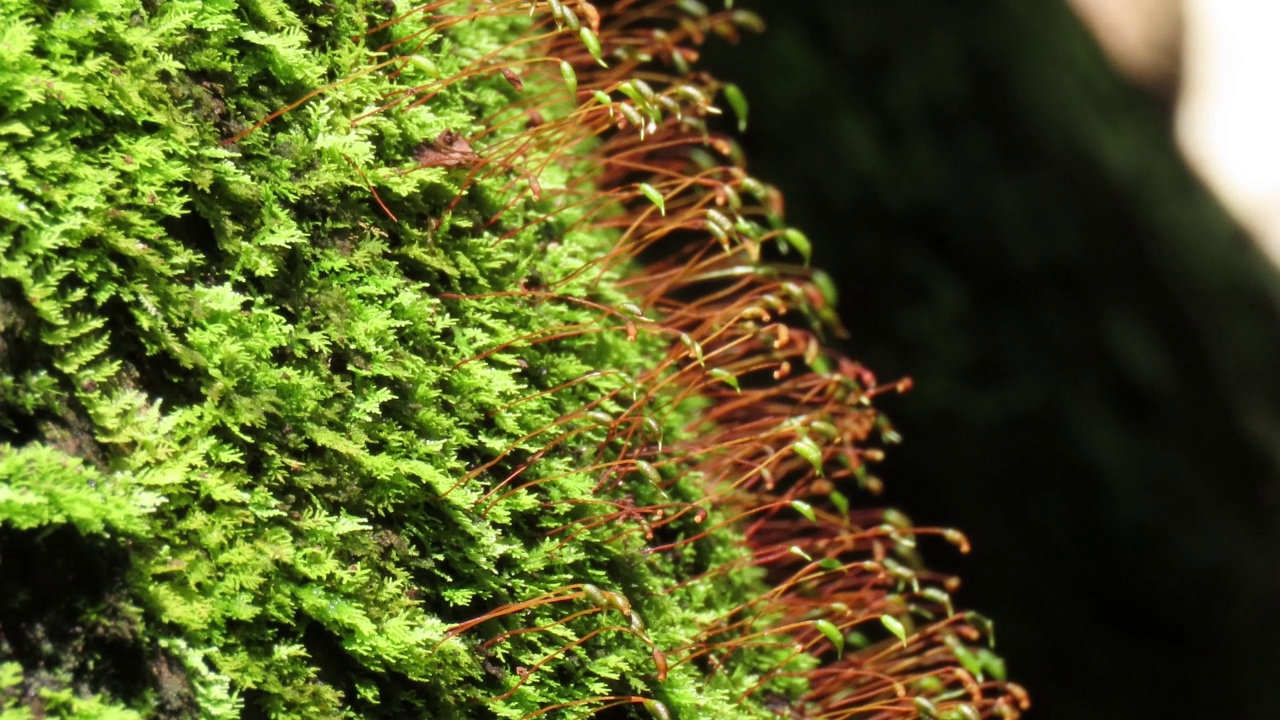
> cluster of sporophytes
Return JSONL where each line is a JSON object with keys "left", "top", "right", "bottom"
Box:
{"left": 0, "top": 0, "right": 1028, "bottom": 718}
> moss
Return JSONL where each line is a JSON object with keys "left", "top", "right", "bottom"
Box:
{"left": 1, "top": 2, "right": 1023, "bottom": 719}
{"left": 0, "top": 1, "right": 777, "bottom": 717}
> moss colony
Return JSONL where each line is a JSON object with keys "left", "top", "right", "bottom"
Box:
{"left": 0, "top": 1, "right": 1026, "bottom": 718}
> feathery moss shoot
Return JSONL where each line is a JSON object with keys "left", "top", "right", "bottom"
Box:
{"left": 0, "top": 1, "right": 1027, "bottom": 718}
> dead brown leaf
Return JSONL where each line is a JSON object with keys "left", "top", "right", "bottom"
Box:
{"left": 414, "top": 129, "right": 480, "bottom": 168}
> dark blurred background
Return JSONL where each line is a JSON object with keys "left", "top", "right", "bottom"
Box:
{"left": 704, "top": 1, "right": 1280, "bottom": 718}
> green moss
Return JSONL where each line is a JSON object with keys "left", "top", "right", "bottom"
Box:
{"left": 0, "top": 1, "right": 796, "bottom": 718}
